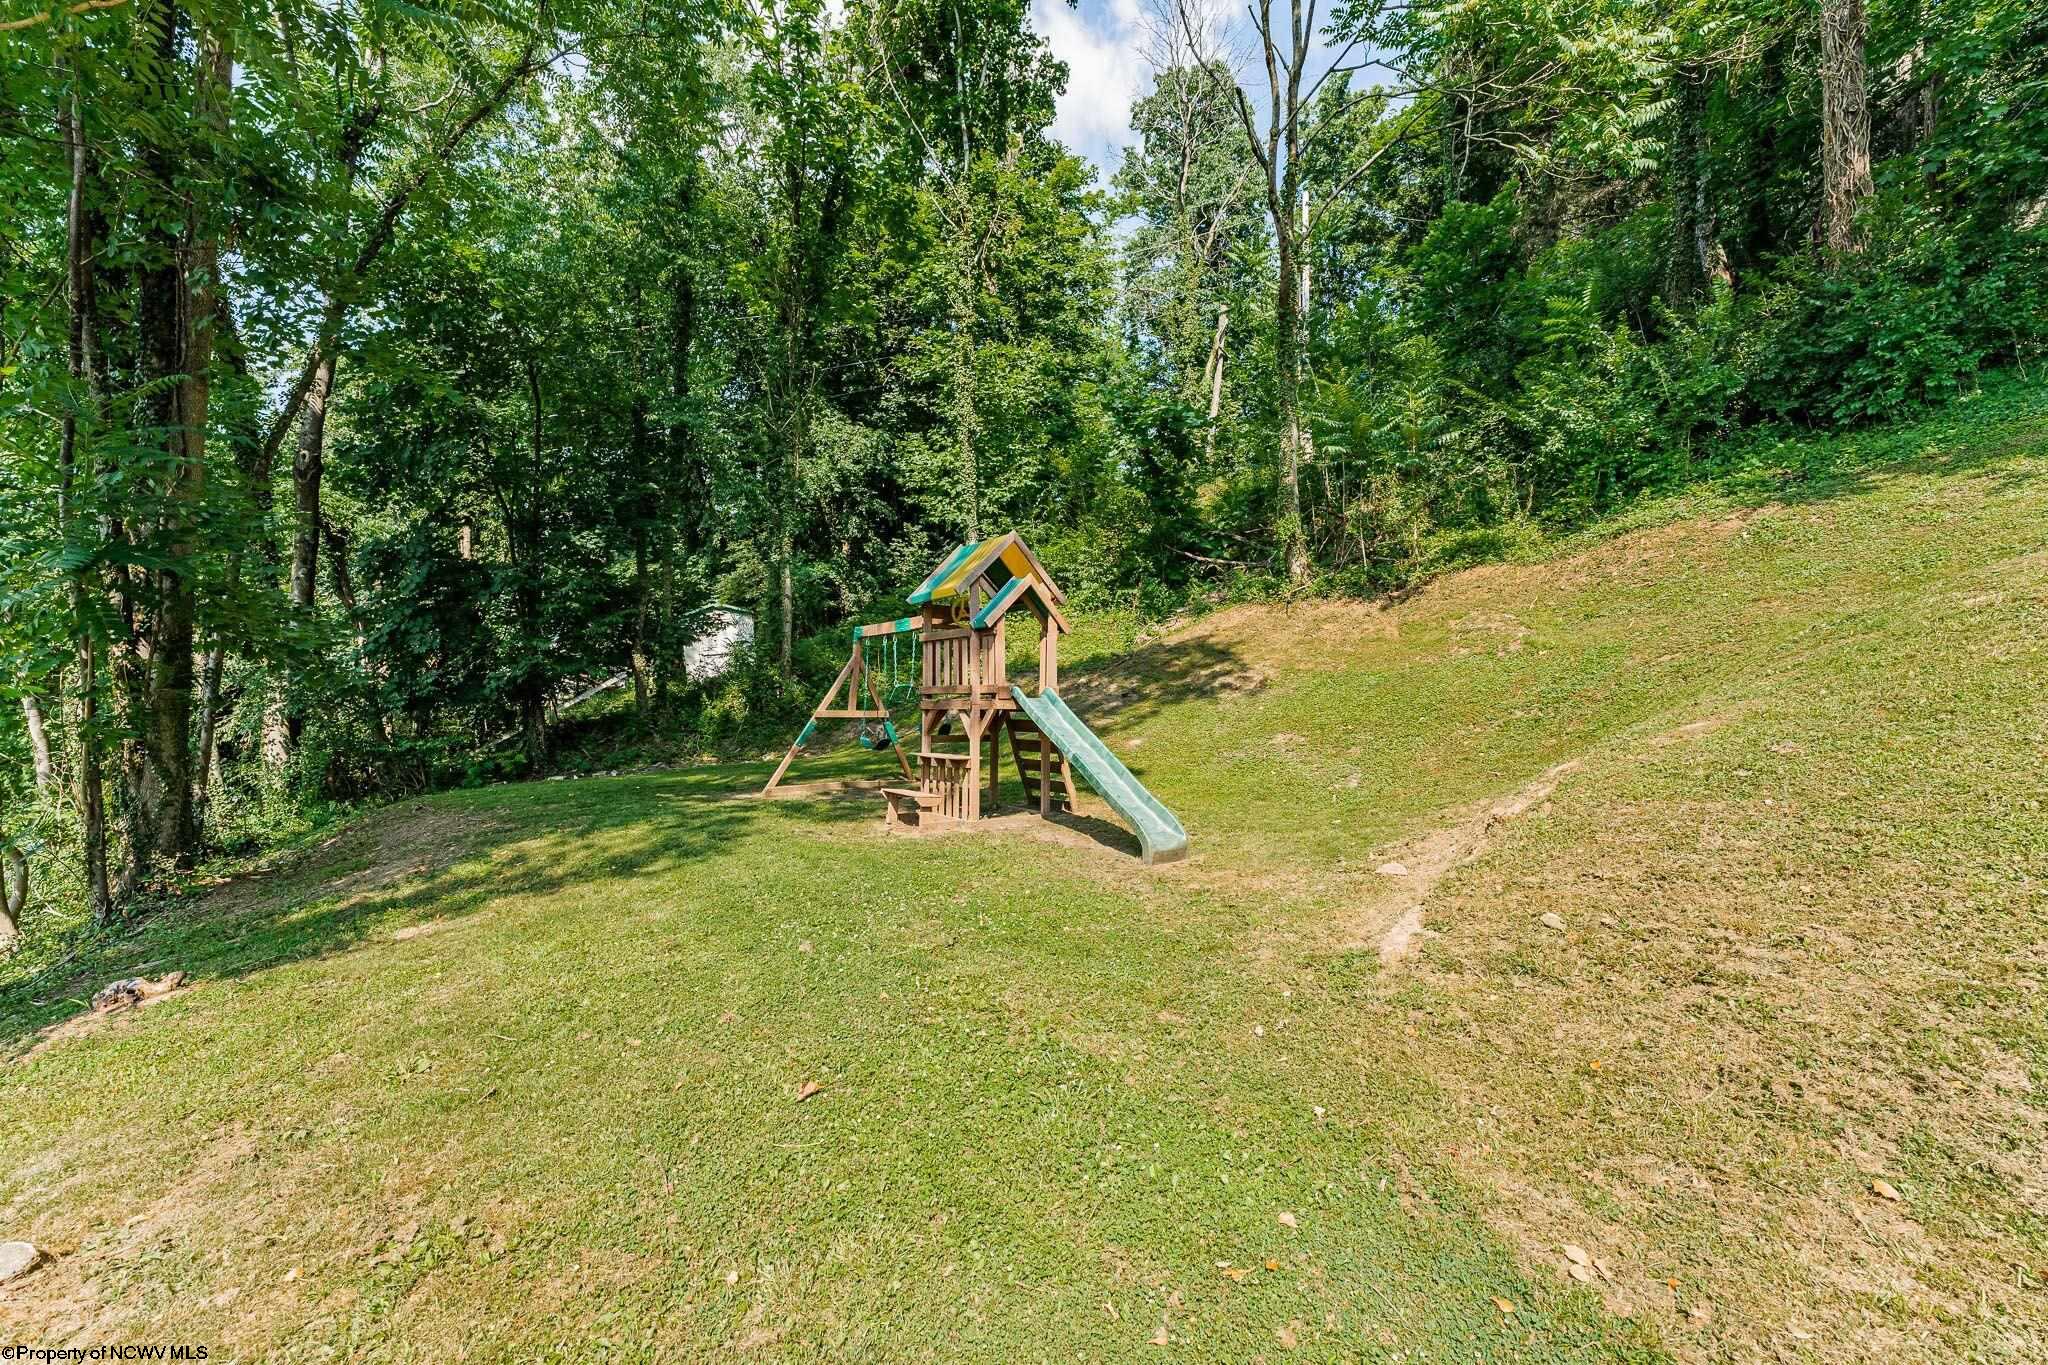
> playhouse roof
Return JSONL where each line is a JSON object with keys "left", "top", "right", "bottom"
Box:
{"left": 907, "top": 533, "right": 1065, "bottom": 608}
{"left": 970, "top": 572, "right": 1069, "bottom": 634}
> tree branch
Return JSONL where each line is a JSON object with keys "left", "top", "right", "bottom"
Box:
{"left": 0, "top": 0, "right": 126, "bottom": 33}
{"left": 257, "top": 25, "right": 558, "bottom": 472}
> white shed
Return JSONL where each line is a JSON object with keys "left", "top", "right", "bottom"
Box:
{"left": 682, "top": 603, "right": 755, "bottom": 681}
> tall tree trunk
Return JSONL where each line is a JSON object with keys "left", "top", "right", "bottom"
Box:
{"left": 322, "top": 516, "right": 392, "bottom": 748}
{"left": 952, "top": 278, "right": 981, "bottom": 541}
{"left": 321, "top": 516, "right": 358, "bottom": 613}
{"left": 197, "top": 295, "right": 280, "bottom": 804}
{"left": 952, "top": 179, "right": 982, "bottom": 541}
{"left": 194, "top": 648, "right": 224, "bottom": 799}
{"left": 290, "top": 353, "right": 335, "bottom": 611}
{"left": 658, "top": 200, "right": 698, "bottom": 705}
{"left": 772, "top": 328, "right": 803, "bottom": 672}
{"left": 0, "top": 843, "right": 24, "bottom": 948}
{"left": 21, "top": 697, "right": 56, "bottom": 792}
{"left": 1273, "top": 226, "right": 1309, "bottom": 584}
{"left": 1233, "top": 0, "right": 1311, "bottom": 585}
{"left": 779, "top": 555, "right": 794, "bottom": 669}
{"left": 629, "top": 392, "right": 653, "bottom": 715}
{"left": 59, "top": 79, "right": 112, "bottom": 922}
{"left": 765, "top": 161, "right": 843, "bottom": 671}
{"left": 1665, "top": 63, "right": 1707, "bottom": 304}
{"left": 1202, "top": 304, "right": 1229, "bottom": 462}
{"left": 517, "top": 356, "right": 550, "bottom": 769}
{"left": 117, "top": 0, "right": 218, "bottom": 892}
{"left": 1819, "top": 0, "right": 1873, "bottom": 253}
{"left": 268, "top": 350, "right": 334, "bottom": 762}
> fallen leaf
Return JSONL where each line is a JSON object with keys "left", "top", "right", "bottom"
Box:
{"left": 1277, "top": 1211, "right": 1298, "bottom": 1229}
{"left": 1593, "top": 1258, "right": 1615, "bottom": 1282}
{"left": 1588, "top": 1059, "right": 1603, "bottom": 1073}
{"left": 1567, "top": 1263, "right": 1594, "bottom": 1283}
{"left": 1149, "top": 1323, "right": 1170, "bottom": 1347}
{"left": 1667, "top": 1277, "right": 1680, "bottom": 1291}
{"left": 796, "top": 1079, "right": 823, "bottom": 1102}
{"left": 1102, "top": 1300, "right": 1119, "bottom": 1321}
{"left": 1264, "top": 1258, "right": 1280, "bottom": 1271}
{"left": 1220, "top": 1267, "right": 1250, "bottom": 1282}
{"left": 799, "top": 940, "right": 814, "bottom": 954}
{"left": 1563, "top": 1244, "right": 1590, "bottom": 1267}
{"left": 1540, "top": 911, "right": 1566, "bottom": 932}
{"left": 1492, "top": 1296, "right": 1515, "bottom": 1314}
{"left": 1871, "top": 1178, "right": 1902, "bottom": 1202}
{"left": 724, "top": 1268, "right": 740, "bottom": 1285}
{"left": 1277, "top": 1320, "right": 1302, "bottom": 1349}
{"left": 283, "top": 1267, "right": 300, "bottom": 1283}
{"left": 1253, "top": 1025, "right": 1266, "bottom": 1038}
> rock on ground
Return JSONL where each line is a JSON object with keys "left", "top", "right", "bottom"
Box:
{"left": 0, "top": 1241, "right": 44, "bottom": 1284}
{"left": 90, "top": 971, "right": 188, "bottom": 1013}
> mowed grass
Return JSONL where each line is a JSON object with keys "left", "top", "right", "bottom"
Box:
{"left": 4, "top": 384, "right": 2047, "bottom": 1362}
{"left": 0, "top": 773, "right": 1648, "bottom": 1363}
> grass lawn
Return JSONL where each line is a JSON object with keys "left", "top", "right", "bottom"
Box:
{"left": 4, "top": 384, "right": 2046, "bottom": 1362}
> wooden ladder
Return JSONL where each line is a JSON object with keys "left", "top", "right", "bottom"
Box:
{"left": 1006, "top": 714, "right": 1075, "bottom": 814}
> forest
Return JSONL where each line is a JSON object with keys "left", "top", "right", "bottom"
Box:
{"left": 2, "top": 0, "right": 2044, "bottom": 941}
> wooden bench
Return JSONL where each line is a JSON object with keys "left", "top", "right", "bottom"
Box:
{"left": 880, "top": 786, "right": 944, "bottom": 829}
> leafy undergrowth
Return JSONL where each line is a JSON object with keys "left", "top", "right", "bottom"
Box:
{"left": 4, "top": 389, "right": 2046, "bottom": 1362}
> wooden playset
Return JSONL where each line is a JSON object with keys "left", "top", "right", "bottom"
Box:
{"left": 761, "top": 533, "right": 1188, "bottom": 865}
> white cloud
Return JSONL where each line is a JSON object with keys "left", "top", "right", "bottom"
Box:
{"left": 1029, "top": 0, "right": 1361, "bottom": 182}
{"left": 1031, "top": 0, "right": 1149, "bottom": 175}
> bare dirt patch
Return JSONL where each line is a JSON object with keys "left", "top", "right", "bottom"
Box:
{"left": 13, "top": 973, "right": 196, "bottom": 1064}
{"left": 199, "top": 805, "right": 510, "bottom": 921}
{"left": 756, "top": 775, "right": 893, "bottom": 801}
{"left": 868, "top": 797, "right": 1149, "bottom": 867}
{"left": 1174, "top": 599, "right": 1401, "bottom": 675}
{"left": 1320, "top": 760, "right": 1583, "bottom": 966}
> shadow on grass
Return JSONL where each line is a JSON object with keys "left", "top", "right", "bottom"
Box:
{"left": 1705, "top": 391, "right": 2048, "bottom": 511}
{"left": 1439, "top": 390, "right": 2048, "bottom": 577}
{"left": 1040, "top": 807, "right": 1143, "bottom": 859}
{"left": 1059, "top": 636, "right": 1251, "bottom": 732}
{"left": 0, "top": 760, "right": 877, "bottom": 1053}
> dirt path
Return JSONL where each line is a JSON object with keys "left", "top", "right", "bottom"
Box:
{"left": 1363, "top": 760, "right": 1583, "bottom": 966}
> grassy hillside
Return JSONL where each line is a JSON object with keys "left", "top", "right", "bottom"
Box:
{"left": 4, "top": 387, "right": 2045, "bottom": 1362}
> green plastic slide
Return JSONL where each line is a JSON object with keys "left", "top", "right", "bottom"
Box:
{"left": 1010, "top": 687, "right": 1188, "bottom": 865}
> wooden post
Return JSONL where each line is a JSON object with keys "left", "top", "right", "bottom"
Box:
{"left": 964, "top": 711, "right": 983, "bottom": 821}
{"left": 987, "top": 721, "right": 1000, "bottom": 812}
{"left": 761, "top": 649, "right": 860, "bottom": 795}
{"left": 762, "top": 723, "right": 812, "bottom": 795}
{"left": 964, "top": 618, "right": 982, "bottom": 821}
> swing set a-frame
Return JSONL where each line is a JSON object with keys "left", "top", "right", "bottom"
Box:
{"left": 758, "top": 613, "right": 925, "bottom": 793}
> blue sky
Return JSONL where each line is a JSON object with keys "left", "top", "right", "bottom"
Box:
{"left": 1029, "top": 0, "right": 1356, "bottom": 183}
